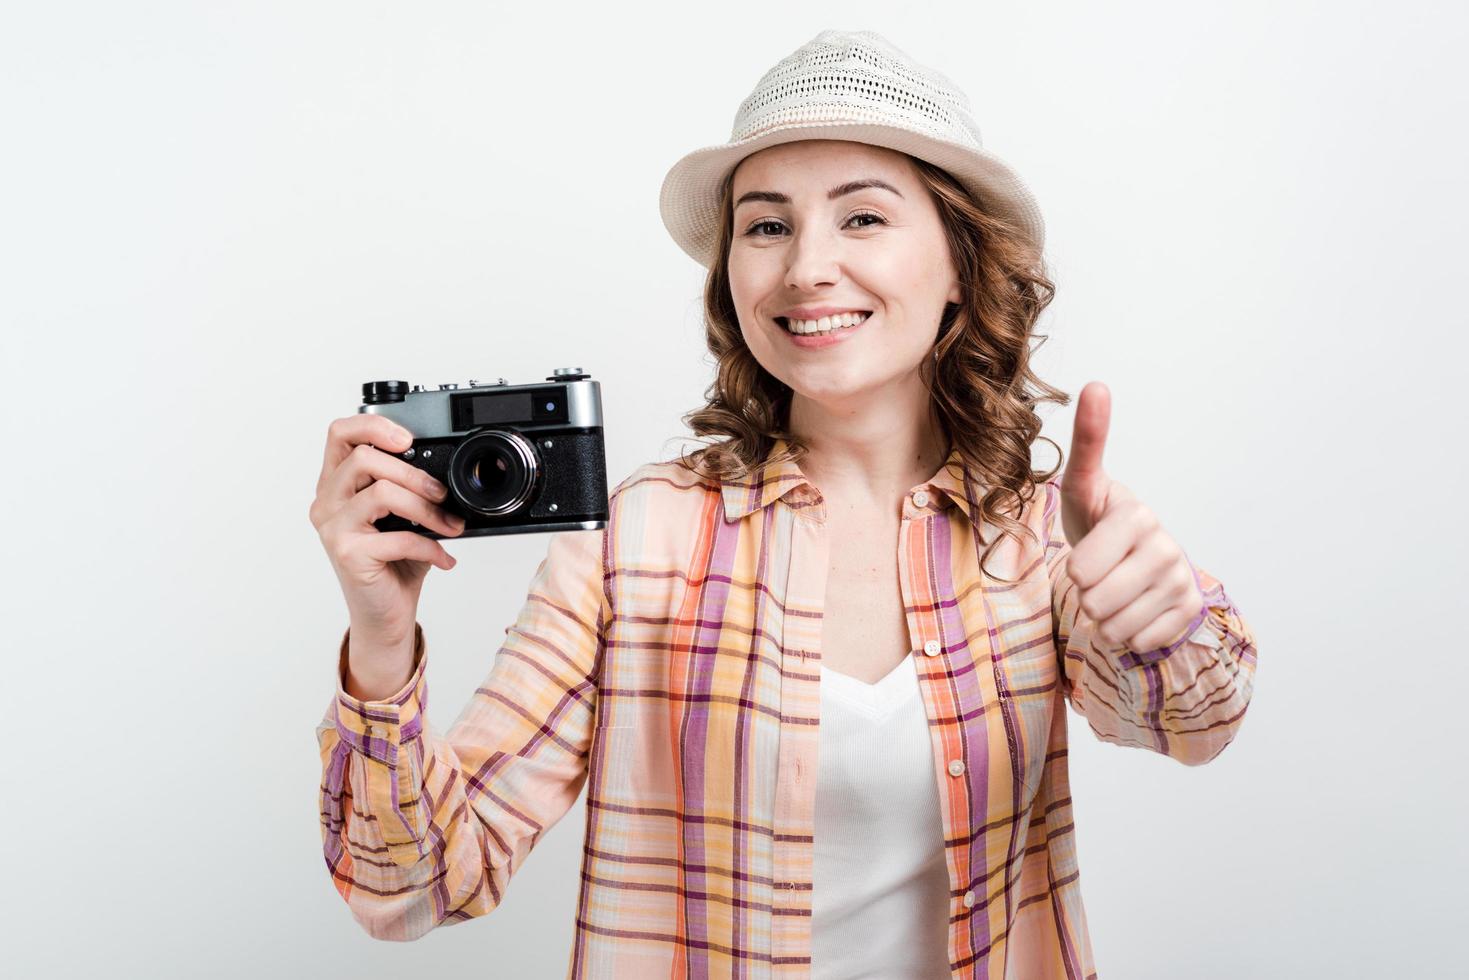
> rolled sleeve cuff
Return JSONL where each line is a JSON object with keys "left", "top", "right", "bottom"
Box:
{"left": 330, "top": 623, "right": 427, "bottom": 766}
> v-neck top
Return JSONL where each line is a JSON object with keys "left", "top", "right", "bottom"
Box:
{"left": 810, "top": 654, "right": 953, "bottom": 978}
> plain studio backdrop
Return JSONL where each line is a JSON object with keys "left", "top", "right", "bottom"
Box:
{"left": 3, "top": 1, "right": 1465, "bottom": 976}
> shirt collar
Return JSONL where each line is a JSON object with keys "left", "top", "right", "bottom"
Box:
{"left": 720, "top": 436, "right": 977, "bottom": 524}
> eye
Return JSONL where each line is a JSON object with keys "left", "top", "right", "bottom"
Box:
{"left": 742, "top": 212, "right": 888, "bottom": 238}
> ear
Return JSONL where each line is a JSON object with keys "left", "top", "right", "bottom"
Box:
{"left": 947, "top": 281, "right": 962, "bottom": 305}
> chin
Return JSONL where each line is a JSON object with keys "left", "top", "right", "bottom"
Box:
{"left": 784, "top": 368, "right": 886, "bottom": 403}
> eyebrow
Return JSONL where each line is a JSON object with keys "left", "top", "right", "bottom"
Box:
{"left": 733, "top": 178, "right": 905, "bottom": 209}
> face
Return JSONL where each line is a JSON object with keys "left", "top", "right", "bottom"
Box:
{"left": 727, "top": 139, "right": 962, "bottom": 412}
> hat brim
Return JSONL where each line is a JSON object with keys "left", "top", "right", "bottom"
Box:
{"left": 658, "top": 121, "right": 1045, "bottom": 270}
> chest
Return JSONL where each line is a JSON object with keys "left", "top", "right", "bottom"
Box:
{"left": 598, "top": 489, "right": 1061, "bottom": 827}
{"left": 819, "top": 513, "right": 913, "bottom": 684}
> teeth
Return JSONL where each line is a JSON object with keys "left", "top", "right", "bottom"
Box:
{"left": 783, "top": 311, "right": 869, "bottom": 335}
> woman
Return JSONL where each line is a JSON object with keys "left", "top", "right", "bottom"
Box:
{"left": 312, "top": 30, "right": 1258, "bottom": 978}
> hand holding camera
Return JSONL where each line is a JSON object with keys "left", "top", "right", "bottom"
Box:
{"left": 309, "top": 368, "right": 609, "bottom": 699}
{"left": 309, "top": 413, "right": 466, "bottom": 697}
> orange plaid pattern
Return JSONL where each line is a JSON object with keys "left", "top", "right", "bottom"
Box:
{"left": 318, "top": 437, "right": 1257, "bottom": 976}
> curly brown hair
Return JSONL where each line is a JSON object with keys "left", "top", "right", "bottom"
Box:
{"left": 670, "top": 149, "right": 1071, "bottom": 582}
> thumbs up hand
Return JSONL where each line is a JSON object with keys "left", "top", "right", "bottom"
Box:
{"left": 1059, "top": 382, "right": 1205, "bottom": 656}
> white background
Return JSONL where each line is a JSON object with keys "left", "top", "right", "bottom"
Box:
{"left": 4, "top": 1, "right": 1465, "bottom": 976}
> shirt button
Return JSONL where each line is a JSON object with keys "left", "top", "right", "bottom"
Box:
{"left": 948, "top": 759, "right": 965, "bottom": 777}
{"left": 924, "top": 639, "right": 942, "bottom": 657}
{"left": 963, "top": 889, "right": 976, "bottom": 908}
{"left": 369, "top": 725, "right": 385, "bottom": 737}
{"left": 912, "top": 490, "right": 930, "bottom": 508}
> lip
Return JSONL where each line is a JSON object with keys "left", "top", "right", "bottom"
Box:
{"left": 775, "top": 311, "right": 871, "bottom": 350}
{"left": 779, "top": 305, "right": 872, "bottom": 320}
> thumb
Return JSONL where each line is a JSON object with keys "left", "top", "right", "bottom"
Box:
{"left": 1059, "top": 382, "right": 1113, "bottom": 544}
{"left": 1063, "top": 381, "right": 1111, "bottom": 496}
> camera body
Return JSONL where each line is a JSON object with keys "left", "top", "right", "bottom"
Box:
{"left": 358, "top": 367, "right": 608, "bottom": 538}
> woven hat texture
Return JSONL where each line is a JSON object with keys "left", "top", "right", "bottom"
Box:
{"left": 659, "top": 29, "right": 1045, "bottom": 270}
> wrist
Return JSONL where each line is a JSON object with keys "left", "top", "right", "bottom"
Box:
{"left": 340, "top": 623, "right": 423, "bottom": 701}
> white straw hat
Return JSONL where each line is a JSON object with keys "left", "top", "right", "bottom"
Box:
{"left": 659, "top": 29, "right": 1046, "bottom": 270}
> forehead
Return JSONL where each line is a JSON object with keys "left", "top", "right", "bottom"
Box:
{"left": 731, "top": 139, "right": 914, "bottom": 192}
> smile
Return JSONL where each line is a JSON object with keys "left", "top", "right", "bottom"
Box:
{"left": 773, "top": 311, "right": 871, "bottom": 350}
{"left": 776, "top": 311, "right": 871, "bottom": 336}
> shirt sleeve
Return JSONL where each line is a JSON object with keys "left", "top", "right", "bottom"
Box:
{"left": 315, "top": 526, "right": 610, "bottom": 941}
{"left": 1040, "top": 479, "right": 1258, "bottom": 766}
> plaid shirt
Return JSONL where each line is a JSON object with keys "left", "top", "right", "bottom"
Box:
{"left": 318, "top": 437, "right": 1258, "bottom": 977}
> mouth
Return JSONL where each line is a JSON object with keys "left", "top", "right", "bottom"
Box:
{"left": 773, "top": 310, "right": 872, "bottom": 341}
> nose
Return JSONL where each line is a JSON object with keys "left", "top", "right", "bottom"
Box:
{"left": 784, "top": 227, "right": 842, "bottom": 293}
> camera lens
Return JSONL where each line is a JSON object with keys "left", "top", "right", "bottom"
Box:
{"left": 446, "top": 429, "right": 539, "bottom": 517}
{"left": 467, "top": 457, "right": 504, "bottom": 493}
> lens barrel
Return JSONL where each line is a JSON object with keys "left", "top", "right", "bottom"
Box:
{"left": 446, "top": 429, "right": 539, "bottom": 516}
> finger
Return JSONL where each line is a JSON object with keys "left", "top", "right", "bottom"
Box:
{"left": 1099, "top": 579, "right": 1191, "bottom": 652}
{"left": 322, "top": 441, "right": 447, "bottom": 513}
{"left": 1065, "top": 495, "right": 1156, "bottom": 589}
{"left": 1062, "top": 381, "right": 1111, "bottom": 494}
{"left": 345, "top": 479, "right": 465, "bottom": 538}
{"left": 1075, "top": 532, "right": 1180, "bottom": 624}
{"left": 362, "top": 530, "right": 458, "bottom": 571}
{"left": 317, "top": 415, "right": 415, "bottom": 496}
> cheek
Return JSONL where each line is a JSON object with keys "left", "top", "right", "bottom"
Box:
{"left": 849, "top": 255, "right": 919, "bottom": 312}
{"left": 886, "top": 260, "right": 935, "bottom": 303}
{"left": 876, "top": 232, "right": 951, "bottom": 302}
{"left": 738, "top": 316, "right": 765, "bottom": 352}
{"left": 726, "top": 249, "right": 768, "bottom": 303}
{"left": 734, "top": 307, "right": 775, "bottom": 361}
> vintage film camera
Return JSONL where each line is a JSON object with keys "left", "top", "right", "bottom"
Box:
{"left": 358, "top": 368, "right": 608, "bottom": 538}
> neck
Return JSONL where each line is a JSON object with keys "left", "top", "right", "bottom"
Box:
{"left": 787, "top": 387, "right": 951, "bottom": 512}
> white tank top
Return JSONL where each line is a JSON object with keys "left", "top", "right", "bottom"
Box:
{"left": 811, "top": 653, "right": 952, "bottom": 979}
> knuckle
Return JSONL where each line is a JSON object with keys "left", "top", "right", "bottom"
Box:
{"left": 376, "top": 422, "right": 402, "bottom": 449}
{"left": 399, "top": 460, "right": 426, "bottom": 487}
{"left": 1071, "top": 562, "right": 1093, "bottom": 591}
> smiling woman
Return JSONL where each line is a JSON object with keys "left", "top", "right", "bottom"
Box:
{"left": 315, "top": 28, "right": 1258, "bottom": 980}
{"left": 679, "top": 135, "right": 1070, "bottom": 582}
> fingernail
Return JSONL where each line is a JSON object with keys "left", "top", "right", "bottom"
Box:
{"left": 424, "top": 477, "right": 448, "bottom": 499}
